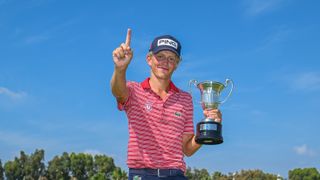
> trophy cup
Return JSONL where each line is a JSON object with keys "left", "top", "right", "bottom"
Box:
{"left": 189, "top": 79, "right": 234, "bottom": 145}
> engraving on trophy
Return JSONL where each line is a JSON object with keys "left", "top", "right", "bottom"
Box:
{"left": 200, "top": 124, "right": 217, "bottom": 131}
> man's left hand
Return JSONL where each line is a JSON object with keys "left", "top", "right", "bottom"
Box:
{"left": 203, "top": 109, "right": 222, "bottom": 123}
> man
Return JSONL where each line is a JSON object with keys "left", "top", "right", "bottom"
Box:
{"left": 111, "top": 29, "right": 222, "bottom": 180}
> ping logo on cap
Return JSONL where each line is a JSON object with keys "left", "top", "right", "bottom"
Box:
{"left": 157, "top": 38, "right": 178, "bottom": 49}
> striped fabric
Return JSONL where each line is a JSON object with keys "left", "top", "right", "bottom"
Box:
{"left": 118, "top": 78, "right": 194, "bottom": 172}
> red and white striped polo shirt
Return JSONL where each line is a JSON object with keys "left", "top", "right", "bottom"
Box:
{"left": 118, "top": 78, "right": 194, "bottom": 172}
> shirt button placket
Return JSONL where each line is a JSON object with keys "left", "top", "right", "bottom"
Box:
{"left": 161, "top": 103, "right": 167, "bottom": 124}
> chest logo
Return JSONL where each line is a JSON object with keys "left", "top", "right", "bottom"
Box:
{"left": 175, "top": 112, "right": 182, "bottom": 117}
{"left": 145, "top": 101, "right": 153, "bottom": 111}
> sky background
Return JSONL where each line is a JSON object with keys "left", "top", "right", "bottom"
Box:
{"left": 1, "top": 0, "right": 319, "bottom": 178}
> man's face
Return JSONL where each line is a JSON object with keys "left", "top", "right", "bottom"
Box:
{"left": 147, "top": 50, "right": 180, "bottom": 80}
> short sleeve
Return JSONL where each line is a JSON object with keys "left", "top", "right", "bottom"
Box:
{"left": 183, "top": 93, "right": 194, "bottom": 134}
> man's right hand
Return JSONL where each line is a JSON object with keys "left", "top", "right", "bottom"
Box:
{"left": 112, "top": 28, "right": 133, "bottom": 71}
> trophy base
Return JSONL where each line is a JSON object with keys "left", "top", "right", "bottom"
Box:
{"left": 195, "top": 121, "right": 223, "bottom": 145}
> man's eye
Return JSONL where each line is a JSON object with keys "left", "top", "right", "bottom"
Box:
{"left": 157, "top": 55, "right": 164, "bottom": 59}
{"left": 168, "top": 57, "right": 176, "bottom": 62}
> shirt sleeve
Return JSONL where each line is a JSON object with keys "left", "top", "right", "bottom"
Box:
{"left": 183, "top": 93, "right": 194, "bottom": 134}
{"left": 117, "top": 81, "right": 134, "bottom": 111}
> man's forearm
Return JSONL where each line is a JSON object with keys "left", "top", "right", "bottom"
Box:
{"left": 184, "top": 135, "right": 202, "bottom": 157}
{"left": 111, "top": 68, "right": 128, "bottom": 103}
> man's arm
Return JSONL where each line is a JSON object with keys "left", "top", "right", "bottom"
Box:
{"left": 110, "top": 29, "right": 133, "bottom": 103}
{"left": 111, "top": 68, "right": 128, "bottom": 103}
{"left": 182, "top": 134, "right": 201, "bottom": 157}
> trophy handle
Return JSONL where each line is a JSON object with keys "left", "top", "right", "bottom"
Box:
{"left": 220, "top": 79, "right": 234, "bottom": 104}
{"left": 189, "top": 79, "right": 198, "bottom": 95}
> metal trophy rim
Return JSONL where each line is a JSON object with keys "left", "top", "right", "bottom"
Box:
{"left": 195, "top": 80, "right": 225, "bottom": 88}
{"left": 189, "top": 79, "right": 234, "bottom": 105}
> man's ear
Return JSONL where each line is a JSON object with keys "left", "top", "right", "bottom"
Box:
{"left": 173, "top": 63, "right": 179, "bottom": 71}
{"left": 146, "top": 54, "right": 152, "bottom": 66}
{"left": 175, "top": 63, "right": 179, "bottom": 69}
{"left": 173, "top": 59, "right": 181, "bottom": 70}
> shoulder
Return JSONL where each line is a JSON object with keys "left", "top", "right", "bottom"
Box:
{"left": 126, "top": 80, "right": 140, "bottom": 88}
{"left": 175, "top": 88, "right": 193, "bottom": 105}
{"left": 178, "top": 88, "right": 192, "bottom": 99}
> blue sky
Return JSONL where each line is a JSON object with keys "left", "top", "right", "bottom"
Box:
{"left": 1, "top": 0, "right": 319, "bottom": 178}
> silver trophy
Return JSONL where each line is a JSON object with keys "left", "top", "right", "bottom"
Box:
{"left": 189, "top": 79, "right": 234, "bottom": 145}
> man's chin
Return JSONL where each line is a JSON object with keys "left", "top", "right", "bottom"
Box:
{"left": 156, "top": 74, "right": 171, "bottom": 80}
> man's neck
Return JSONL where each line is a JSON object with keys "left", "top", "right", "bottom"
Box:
{"left": 149, "top": 75, "right": 171, "bottom": 98}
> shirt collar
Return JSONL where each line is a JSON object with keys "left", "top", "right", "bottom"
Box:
{"left": 141, "top": 78, "right": 180, "bottom": 93}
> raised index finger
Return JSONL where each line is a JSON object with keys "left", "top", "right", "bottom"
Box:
{"left": 125, "top": 28, "right": 131, "bottom": 46}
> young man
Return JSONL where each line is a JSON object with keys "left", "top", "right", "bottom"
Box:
{"left": 111, "top": 29, "right": 222, "bottom": 180}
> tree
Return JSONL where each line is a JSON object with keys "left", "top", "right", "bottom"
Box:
{"left": 186, "top": 167, "right": 212, "bottom": 180}
{"left": 69, "top": 153, "right": 93, "bottom": 179}
{"left": 26, "top": 149, "right": 46, "bottom": 179}
{"left": 289, "top": 168, "right": 320, "bottom": 180}
{"left": 2, "top": 150, "right": 127, "bottom": 179}
{"left": 93, "top": 154, "right": 116, "bottom": 179}
{"left": 112, "top": 167, "right": 128, "bottom": 180}
{"left": 4, "top": 150, "right": 45, "bottom": 180}
{"left": 185, "top": 167, "right": 194, "bottom": 179}
{"left": 186, "top": 168, "right": 282, "bottom": 180}
{"left": 195, "top": 168, "right": 211, "bottom": 180}
{"left": 0, "top": 159, "right": 4, "bottom": 180}
{"left": 212, "top": 171, "right": 229, "bottom": 180}
{"left": 4, "top": 156, "right": 24, "bottom": 180}
{"left": 47, "top": 152, "right": 71, "bottom": 180}
{"left": 234, "top": 169, "right": 278, "bottom": 179}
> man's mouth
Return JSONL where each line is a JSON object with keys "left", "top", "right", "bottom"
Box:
{"left": 157, "top": 66, "right": 169, "bottom": 71}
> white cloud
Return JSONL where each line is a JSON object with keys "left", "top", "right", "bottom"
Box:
{"left": 271, "top": 71, "right": 320, "bottom": 92}
{"left": 251, "top": 109, "right": 266, "bottom": 117}
{"left": 293, "top": 144, "right": 316, "bottom": 156}
{"left": 245, "top": 0, "right": 284, "bottom": 16}
{"left": 0, "top": 130, "right": 58, "bottom": 149}
{"left": 20, "top": 18, "right": 78, "bottom": 45}
{"left": 256, "top": 26, "right": 291, "bottom": 52}
{"left": 0, "top": 87, "right": 27, "bottom": 99}
{"left": 290, "top": 72, "right": 320, "bottom": 91}
{"left": 24, "top": 35, "right": 50, "bottom": 44}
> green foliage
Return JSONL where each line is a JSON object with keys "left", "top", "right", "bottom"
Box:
{"left": 111, "top": 167, "right": 128, "bottom": 180}
{"left": 2, "top": 149, "right": 126, "bottom": 180}
{"left": 69, "top": 152, "right": 93, "bottom": 179}
{"left": 194, "top": 168, "right": 211, "bottom": 180}
{"left": 93, "top": 154, "right": 116, "bottom": 178}
{"left": 212, "top": 171, "right": 229, "bottom": 180}
{"left": 0, "top": 159, "right": 4, "bottom": 180}
{"left": 2, "top": 150, "right": 320, "bottom": 180}
{"left": 233, "top": 169, "right": 278, "bottom": 180}
{"left": 289, "top": 167, "right": 320, "bottom": 180}
{"left": 186, "top": 167, "right": 213, "bottom": 180}
{"left": 4, "top": 149, "right": 45, "bottom": 180}
{"left": 4, "top": 157, "right": 23, "bottom": 179}
{"left": 28, "top": 149, "right": 46, "bottom": 179}
{"left": 47, "top": 152, "right": 119, "bottom": 180}
{"left": 187, "top": 167, "right": 283, "bottom": 180}
{"left": 47, "top": 152, "right": 71, "bottom": 180}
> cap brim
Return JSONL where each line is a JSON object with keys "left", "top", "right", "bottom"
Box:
{"left": 151, "top": 46, "right": 180, "bottom": 57}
